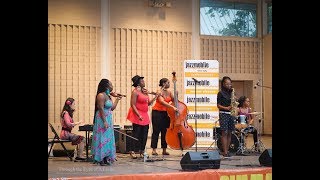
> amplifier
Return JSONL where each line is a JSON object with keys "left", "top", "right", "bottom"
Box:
{"left": 114, "top": 125, "right": 120, "bottom": 152}
{"left": 124, "top": 125, "right": 133, "bottom": 130}
{"left": 118, "top": 129, "right": 139, "bottom": 153}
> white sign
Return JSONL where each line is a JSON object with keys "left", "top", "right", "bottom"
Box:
{"left": 184, "top": 60, "right": 219, "bottom": 147}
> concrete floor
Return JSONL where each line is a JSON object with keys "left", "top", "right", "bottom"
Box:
{"left": 48, "top": 134, "right": 272, "bottom": 179}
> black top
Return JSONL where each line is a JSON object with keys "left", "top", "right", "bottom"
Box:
{"left": 217, "top": 90, "right": 231, "bottom": 112}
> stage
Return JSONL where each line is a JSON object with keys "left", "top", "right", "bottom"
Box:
{"left": 48, "top": 135, "right": 272, "bottom": 179}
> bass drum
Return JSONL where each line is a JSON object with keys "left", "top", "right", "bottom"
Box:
{"left": 217, "top": 132, "right": 240, "bottom": 153}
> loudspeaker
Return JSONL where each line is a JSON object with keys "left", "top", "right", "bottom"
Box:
{"left": 118, "top": 129, "right": 139, "bottom": 153}
{"left": 259, "top": 149, "right": 272, "bottom": 167}
{"left": 180, "top": 151, "right": 221, "bottom": 170}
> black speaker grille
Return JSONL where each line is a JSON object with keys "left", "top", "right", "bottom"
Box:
{"left": 180, "top": 151, "right": 221, "bottom": 170}
{"left": 259, "top": 149, "right": 272, "bottom": 167}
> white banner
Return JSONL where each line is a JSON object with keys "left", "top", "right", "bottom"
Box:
{"left": 184, "top": 60, "right": 219, "bottom": 147}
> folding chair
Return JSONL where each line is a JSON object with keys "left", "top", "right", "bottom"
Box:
{"left": 48, "top": 123, "right": 73, "bottom": 161}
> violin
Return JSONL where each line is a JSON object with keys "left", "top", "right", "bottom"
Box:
{"left": 110, "top": 92, "right": 126, "bottom": 97}
{"left": 140, "top": 87, "right": 158, "bottom": 96}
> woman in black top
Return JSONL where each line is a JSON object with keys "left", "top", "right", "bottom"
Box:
{"left": 217, "top": 76, "right": 235, "bottom": 157}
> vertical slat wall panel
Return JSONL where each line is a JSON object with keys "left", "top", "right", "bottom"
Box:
{"left": 72, "top": 26, "right": 79, "bottom": 116}
{"left": 61, "top": 25, "right": 68, "bottom": 125}
{"left": 218, "top": 40, "right": 224, "bottom": 73}
{"left": 48, "top": 24, "right": 101, "bottom": 127}
{"left": 200, "top": 36, "right": 261, "bottom": 75}
{"left": 79, "top": 26, "right": 85, "bottom": 124}
{"left": 111, "top": 28, "right": 192, "bottom": 125}
{"left": 48, "top": 24, "right": 55, "bottom": 124}
{"left": 245, "top": 41, "right": 250, "bottom": 74}
{"left": 254, "top": 42, "right": 260, "bottom": 74}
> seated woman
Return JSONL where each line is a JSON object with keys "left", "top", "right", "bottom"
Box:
{"left": 60, "top": 97, "right": 86, "bottom": 160}
{"left": 237, "top": 96, "right": 259, "bottom": 151}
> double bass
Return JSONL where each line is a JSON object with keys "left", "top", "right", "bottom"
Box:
{"left": 166, "top": 72, "right": 196, "bottom": 150}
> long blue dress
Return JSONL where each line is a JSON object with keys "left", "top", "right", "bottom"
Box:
{"left": 91, "top": 99, "right": 116, "bottom": 164}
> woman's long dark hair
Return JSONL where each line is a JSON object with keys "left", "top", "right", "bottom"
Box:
{"left": 237, "top": 96, "right": 247, "bottom": 108}
{"left": 60, "top": 97, "right": 75, "bottom": 118}
{"left": 93, "top": 79, "right": 110, "bottom": 123}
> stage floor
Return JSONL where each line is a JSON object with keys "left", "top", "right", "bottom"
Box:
{"left": 48, "top": 135, "right": 272, "bottom": 179}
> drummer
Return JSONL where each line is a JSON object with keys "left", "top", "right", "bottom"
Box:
{"left": 237, "top": 96, "right": 259, "bottom": 151}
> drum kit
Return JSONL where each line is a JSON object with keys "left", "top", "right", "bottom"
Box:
{"left": 207, "top": 112, "right": 265, "bottom": 155}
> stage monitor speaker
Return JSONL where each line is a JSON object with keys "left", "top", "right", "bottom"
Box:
{"left": 259, "top": 149, "right": 272, "bottom": 167}
{"left": 180, "top": 151, "right": 221, "bottom": 170}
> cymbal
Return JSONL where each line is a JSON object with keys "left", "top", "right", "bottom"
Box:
{"left": 248, "top": 112, "right": 263, "bottom": 115}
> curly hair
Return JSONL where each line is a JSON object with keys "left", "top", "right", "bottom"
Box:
{"left": 237, "top": 96, "right": 247, "bottom": 108}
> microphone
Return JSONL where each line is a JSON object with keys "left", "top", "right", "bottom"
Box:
{"left": 192, "top": 78, "right": 199, "bottom": 82}
{"left": 254, "top": 79, "right": 261, "bottom": 89}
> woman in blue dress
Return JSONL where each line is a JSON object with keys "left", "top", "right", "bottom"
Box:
{"left": 91, "top": 79, "right": 123, "bottom": 165}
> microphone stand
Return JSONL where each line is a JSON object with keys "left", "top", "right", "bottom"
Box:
{"left": 256, "top": 84, "right": 272, "bottom": 89}
{"left": 193, "top": 78, "right": 198, "bottom": 152}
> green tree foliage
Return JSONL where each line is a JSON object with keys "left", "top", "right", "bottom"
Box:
{"left": 206, "top": 6, "right": 256, "bottom": 37}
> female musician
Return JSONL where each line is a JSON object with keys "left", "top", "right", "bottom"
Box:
{"left": 150, "top": 78, "right": 178, "bottom": 156}
{"left": 237, "top": 96, "right": 259, "bottom": 151}
{"left": 60, "top": 97, "right": 85, "bottom": 161}
{"left": 91, "top": 79, "right": 122, "bottom": 165}
{"left": 217, "top": 76, "right": 235, "bottom": 158}
{"left": 126, "top": 75, "right": 158, "bottom": 159}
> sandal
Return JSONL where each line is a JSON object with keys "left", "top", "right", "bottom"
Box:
{"left": 162, "top": 152, "right": 170, "bottom": 155}
{"left": 152, "top": 151, "right": 158, "bottom": 156}
{"left": 129, "top": 151, "right": 137, "bottom": 159}
{"left": 139, "top": 150, "right": 145, "bottom": 158}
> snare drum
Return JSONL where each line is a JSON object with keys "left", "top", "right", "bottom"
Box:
{"left": 235, "top": 115, "right": 248, "bottom": 129}
{"left": 239, "top": 115, "right": 246, "bottom": 124}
